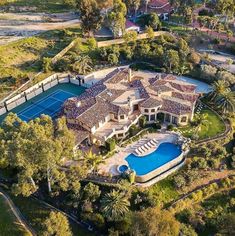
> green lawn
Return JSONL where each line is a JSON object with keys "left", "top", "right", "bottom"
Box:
{"left": 0, "top": 194, "right": 30, "bottom": 236}
{"left": 177, "top": 108, "right": 226, "bottom": 140}
{"left": 9, "top": 194, "right": 93, "bottom": 236}
{"left": 149, "top": 178, "right": 179, "bottom": 207}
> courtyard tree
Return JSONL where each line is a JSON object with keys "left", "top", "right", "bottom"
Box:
{"left": 108, "top": 0, "right": 127, "bottom": 38}
{"left": 41, "top": 211, "right": 72, "bottom": 236}
{"left": 78, "top": 0, "right": 103, "bottom": 36}
{"left": 100, "top": 190, "right": 130, "bottom": 221}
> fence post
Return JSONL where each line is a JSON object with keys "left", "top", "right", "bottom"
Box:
{"left": 24, "top": 92, "right": 28, "bottom": 102}
{"left": 4, "top": 101, "right": 8, "bottom": 112}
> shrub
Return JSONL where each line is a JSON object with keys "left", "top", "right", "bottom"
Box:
{"left": 86, "top": 37, "right": 97, "bottom": 49}
{"left": 155, "top": 123, "right": 161, "bottom": 130}
{"left": 139, "top": 116, "right": 147, "bottom": 128}
{"left": 129, "top": 124, "right": 140, "bottom": 136}
{"left": 105, "top": 138, "right": 116, "bottom": 151}
{"left": 167, "top": 124, "right": 174, "bottom": 131}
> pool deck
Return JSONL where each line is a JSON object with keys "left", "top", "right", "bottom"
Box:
{"left": 98, "top": 131, "right": 178, "bottom": 177}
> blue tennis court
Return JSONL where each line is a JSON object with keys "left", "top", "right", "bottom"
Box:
{"left": 0, "top": 83, "right": 86, "bottom": 123}
{"left": 18, "top": 89, "right": 76, "bottom": 122}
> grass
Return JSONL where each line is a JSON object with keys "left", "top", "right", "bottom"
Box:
{"left": 0, "top": 194, "right": 30, "bottom": 236}
{"left": 149, "top": 177, "right": 179, "bottom": 207}
{"left": 177, "top": 108, "right": 226, "bottom": 140}
{"left": 0, "top": 27, "right": 82, "bottom": 99}
{"left": 0, "top": 0, "right": 73, "bottom": 13}
{"left": 9, "top": 194, "right": 93, "bottom": 236}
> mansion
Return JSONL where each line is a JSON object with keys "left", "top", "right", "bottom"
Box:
{"left": 63, "top": 68, "right": 199, "bottom": 145}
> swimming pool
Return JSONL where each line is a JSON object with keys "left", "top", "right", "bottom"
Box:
{"left": 125, "top": 142, "right": 182, "bottom": 176}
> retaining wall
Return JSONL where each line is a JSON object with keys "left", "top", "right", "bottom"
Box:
{"left": 135, "top": 152, "right": 184, "bottom": 183}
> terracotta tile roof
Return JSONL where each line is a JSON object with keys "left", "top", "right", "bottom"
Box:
{"left": 63, "top": 69, "right": 199, "bottom": 131}
{"left": 140, "top": 97, "right": 162, "bottom": 108}
{"left": 126, "top": 19, "right": 139, "bottom": 29}
{"left": 161, "top": 98, "right": 192, "bottom": 115}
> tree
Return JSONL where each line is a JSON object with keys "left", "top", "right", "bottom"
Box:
{"left": 193, "top": 113, "right": 210, "bottom": 135}
{"left": 163, "top": 49, "right": 180, "bottom": 73}
{"left": 139, "top": 115, "right": 147, "bottom": 128}
{"left": 180, "top": 223, "right": 197, "bottom": 236}
{"left": 63, "top": 0, "right": 77, "bottom": 7}
{"left": 72, "top": 55, "right": 93, "bottom": 75}
{"left": 216, "top": 0, "right": 235, "bottom": 23}
{"left": 81, "top": 182, "right": 101, "bottom": 202}
{"left": 42, "top": 57, "right": 52, "bottom": 72}
{"left": 41, "top": 211, "right": 72, "bottom": 236}
{"left": 108, "top": 0, "right": 127, "bottom": 38}
{"left": 129, "top": 207, "right": 180, "bottom": 236}
{"left": 145, "top": 26, "right": 154, "bottom": 39}
{"left": 84, "top": 150, "right": 104, "bottom": 173}
{"left": 0, "top": 114, "right": 77, "bottom": 196}
{"left": 209, "top": 80, "right": 235, "bottom": 113}
{"left": 78, "top": 0, "right": 103, "bottom": 36}
{"left": 146, "top": 12, "right": 161, "bottom": 29}
{"left": 100, "top": 190, "right": 130, "bottom": 221}
{"left": 108, "top": 53, "right": 119, "bottom": 65}
{"left": 123, "top": 31, "right": 138, "bottom": 44}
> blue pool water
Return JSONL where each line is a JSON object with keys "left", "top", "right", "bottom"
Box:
{"left": 118, "top": 165, "right": 129, "bottom": 173}
{"left": 125, "top": 142, "right": 182, "bottom": 176}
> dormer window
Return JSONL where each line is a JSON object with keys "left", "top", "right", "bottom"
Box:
{"left": 120, "top": 115, "right": 125, "bottom": 119}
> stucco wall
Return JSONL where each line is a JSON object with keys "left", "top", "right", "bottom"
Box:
{"left": 135, "top": 152, "right": 184, "bottom": 183}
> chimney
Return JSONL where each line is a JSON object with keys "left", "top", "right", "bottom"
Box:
{"left": 76, "top": 101, "right": 81, "bottom": 108}
{"left": 128, "top": 68, "right": 132, "bottom": 82}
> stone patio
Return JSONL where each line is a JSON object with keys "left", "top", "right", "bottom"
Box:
{"left": 98, "top": 131, "right": 178, "bottom": 176}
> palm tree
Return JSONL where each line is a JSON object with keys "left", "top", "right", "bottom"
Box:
{"left": 193, "top": 113, "right": 211, "bottom": 134}
{"left": 72, "top": 55, "right": 92, "bottom": 75}
{"left": 100, "top": 190, "right": 130, "bottom": 221}
{"left": 209, "top": 80, "right": 235, "bottom": 113}
{"left": 84, "top": 149, "right": 104, "bottom": 173}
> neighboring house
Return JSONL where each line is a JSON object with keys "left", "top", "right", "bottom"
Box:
{"left": 63, "top": 68, "right": 198, "bottom": 145}
{"left": 144, "top": 0, "right": 173, "bottom": 20}
{"left": 110, "top": 19, "right": 140, "bottom": 37}
{"left": 125, "top": 19, "right": 140, "bottom": 33}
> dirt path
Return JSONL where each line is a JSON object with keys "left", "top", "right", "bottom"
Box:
{"left": 0, "top": 12, "right": 80, "bottom": 45}
{"left": 0, "top": 188, "right": 36, "bottom": 236}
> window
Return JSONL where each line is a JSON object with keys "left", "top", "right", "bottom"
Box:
{"left": 165, "top": 114, "right": 171, "bottom": 122}
{"left": 118, "top": 133, "right": 123, "bottom": 137}
{"left": 181, "top": 116, "right": 187, "bottom": 122}
{"left": 172, "top": 116, "right": 178, "bottom": 124}
{"left": 120, "top": 115, "right": 125, "bottom": 119}
{"left": 150, "top": 114, "right": 155, "bottom": 121}
{"left": 151, "top": 109, "right": 155, "bottom": 112}
{"left": 144, "top": 109, "right": 148, "bottom": 113}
